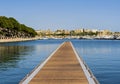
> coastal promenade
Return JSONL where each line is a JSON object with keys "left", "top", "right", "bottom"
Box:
{"left": 0, "top": 37, "right": 39, "bottom": 43}
{"left": 20, "top": 42, "right": 99, "bottom": 84}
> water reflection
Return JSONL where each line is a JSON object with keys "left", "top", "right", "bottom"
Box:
{"left": 0, "top": 40, "right": 63, "bottom": 84}
{"left": 0, "top": 46, "right": 34, "bottom": 70}
{"left": 78, "top": 47, "right": 112, "bottom": 55}
{"left": 1, "top": 39, "right": 120, "bottom": 84}
{"left": 72, "top": 40, "right": 120, "bottom": 84}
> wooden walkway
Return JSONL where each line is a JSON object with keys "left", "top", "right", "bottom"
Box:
{"left": 20, "top": 42, "right": 98, "bottom": 84}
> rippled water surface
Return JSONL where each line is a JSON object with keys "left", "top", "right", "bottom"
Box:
{"left": 0, "top": 40, "right": 64, "bottom": 84}
{"left": 72, "top": 40, "right": 120, "bottom": 84}
{"left": 0, "top": 39, "right": 120, "bottom": 84}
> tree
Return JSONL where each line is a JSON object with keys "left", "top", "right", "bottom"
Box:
{"left": 0, "top": 16, "right": 37, "bottom": 38}
{"left": 9, "top": 17, "right": 20, "bottom": 30}
{"left": 70, "top": 30, "right": 76, "bottom": 36}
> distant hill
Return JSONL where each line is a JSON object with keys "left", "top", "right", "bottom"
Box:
{"left": 0, "top": 16, "right": 37, "bottom": 39}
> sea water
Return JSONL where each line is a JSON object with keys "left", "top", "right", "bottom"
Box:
{"left": 0, "top": 39, "right": 120, "bottom": 84}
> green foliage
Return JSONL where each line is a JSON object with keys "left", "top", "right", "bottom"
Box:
{"left": 77, "top": 31, "right": 98, "bottom": 36}
{"left": 0, "top": 16, "right": 37, "bottom": 37}
{"left": 0, "top": 16, "right": 14, "bottom": 29}
{"left": 9, "top": 17, "right": 20, "bottom": 30}
{"left": 70, "top": 30, "right": 76, "bottom": 36}
{"left": 0, "top": 31, "right": 3, "bottom": 35}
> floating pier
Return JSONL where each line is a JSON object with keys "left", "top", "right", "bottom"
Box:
{"left": 20, "top": 42, "right": 99, "bottom": 84}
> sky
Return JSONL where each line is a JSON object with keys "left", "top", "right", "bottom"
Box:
{"left": 0, "top": 0, "right": 120, "bottom": 31}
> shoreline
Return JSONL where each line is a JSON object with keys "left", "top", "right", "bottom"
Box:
{"left": 0, "top": 37, "right": 39, "bottom": 43}
{"left": 0, "top": 37, "right": 119, "bottom": 43}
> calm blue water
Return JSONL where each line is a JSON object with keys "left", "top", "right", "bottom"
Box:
{"left": 0, "top": 39, "right": 120, "bottom": 84}
{"left": 0, "top": 40, "right": 64, "bottom": 84}
{"left": 72, "top": 40, "right": 120, "bottom": 84}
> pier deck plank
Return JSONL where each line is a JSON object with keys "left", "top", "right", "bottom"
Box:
{"left": 29, "top": 42, "right": 88, "bottom": 84}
